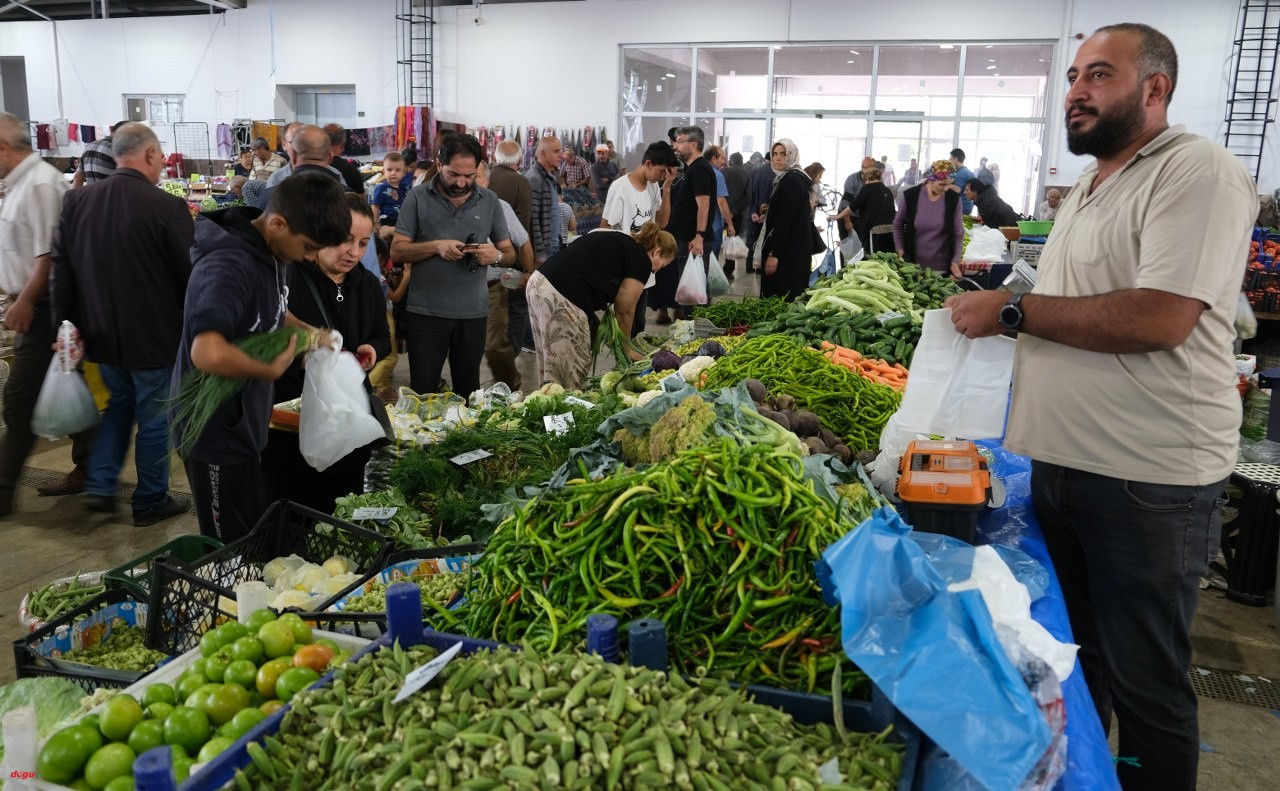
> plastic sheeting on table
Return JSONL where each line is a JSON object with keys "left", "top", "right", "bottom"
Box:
{"left": 975, "top": 441, "right": 1120, "bottom": 791}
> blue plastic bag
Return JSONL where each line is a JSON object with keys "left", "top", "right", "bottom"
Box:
{"left": 821, "top": 506, "right": 1052, "bottom": 790}
{"left": 809, "top": 248, "right": 837, "bottom": 287}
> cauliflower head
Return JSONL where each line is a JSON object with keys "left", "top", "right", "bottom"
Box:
{"left": 648, "top": 396, "right": 718, "bottom": 462}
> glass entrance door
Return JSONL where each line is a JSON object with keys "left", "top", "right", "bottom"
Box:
{"left": 870, "top": 119, "right": 923, "bottom": 191}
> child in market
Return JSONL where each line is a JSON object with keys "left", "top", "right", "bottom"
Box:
{"left": 371, "top": 151, "right": 408, "bottom": 238}
{"left": 368, "top": 235, "right": 412, "bottom": 401}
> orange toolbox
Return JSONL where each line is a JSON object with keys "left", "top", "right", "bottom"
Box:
{"left": 896, "top": 440, "right": 992, "bottom": 543}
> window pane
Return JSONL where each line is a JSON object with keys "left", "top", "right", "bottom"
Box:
{"left": 875, "top": 46, "right": 961, "bottom": 115}
{"left": 618, "top": 115, "right": 691, "bottom": 170}
{"left": 962, "top": 44, "right": 1053, "bottom": 117}
{"left": 708, "top": 118, "right": 770, "bottom": 162}
{"left": 773, "top": 46, "right": 871, "bottom": 112}
{"left": 957, "top": 121, "right": 1045, "bottom": 216}
{"left": 772, "top": 116, "right": 868, "bottom": 198}
{"left": 623, "top": 47, "right": 693, "bottom": 114}
{"left": 921, "top": 120, "right": 956, "bottom": 166}
{"left": 696, "top": 47, "right": 769, "bottom": 114}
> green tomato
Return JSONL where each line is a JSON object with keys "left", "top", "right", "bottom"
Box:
{"left": 126, "top": 718, "right": 165, "bottom": 757}
{"left": 244, "top": 609, "right": 276, "bottom": 633}
{"left": 196, "top": 735, "right": 235, "bottom": 763}
{"left": 223, "top": 658, "right": 258, "bottom": 689}
{"left": 188, "top": 658, "right": 208, "bottom": 678}
{"left": 79, "top": 713, "right": 101, "bottom": 734}
{"left": 175, "top": 673, "right": 205, "bottom": 704}
{"left": 218, "top": 707, "right": 267, "bottom": 742}
{"left": 99, "top": 695, "right": 144, "bottom": 743}
{"left": 103, "top": 776, "right": 135, "bottom": 791}
{"left": 204, "top": 649, "right": 233, "bottom": 683}
{"left": 274, "top": 666, "right": 320, "bottom": 702}
{"left": 314, "top": 637, "right": 340, "bottom": 654}
{"left": 69, "top": 780, "right": 94, "bottom": 791}
{"left": 144, "top": 702, "right": 174, "bottom": 723}
{"left": 215, "top": 620, "right": 249, "bottom": 648}
{"left": 198, "top": 631, "right": 221, "bottom": 658}
{"left": 229, "top": 635, "right": 265, "bottom": 665}
{"left": 141, "top": 683, "right": 177, "bottom": 708}
{"left": 37, "top": 725, "right": 99, "bottom": 783}
{"left": 201, "top": 684, "right": 250, "bottom": 727}
{"left": 256, "top": 621, "right": 296, "bottom": 659}
{"left": 276, "top": 612, "right": 313, "bottom": 645}
{"left": 172, "top": 752, "right": 194, "bottom": 782}
{"left": 83, "top": 743, "right": 136, "bottom": 790}
{"left": 163, "top": 707, "right": 210, "bottom": 756}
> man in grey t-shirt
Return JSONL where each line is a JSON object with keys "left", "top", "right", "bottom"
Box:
{"left": 391, "top": 134, "right": 517, "bottom": 397}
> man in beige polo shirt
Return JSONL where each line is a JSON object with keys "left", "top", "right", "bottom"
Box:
{"left": 947, "top": 23, "right": 1255, "bottom": 790}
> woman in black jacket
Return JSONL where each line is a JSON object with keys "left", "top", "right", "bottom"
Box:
{"left": 849, "top": 166, "right": 897, "bottom": 255}
{"left": 760, "top": 139, "right": 818, "bottom": 301}
{"left": 262, "top": 194, "right": 391, "bottom": 513}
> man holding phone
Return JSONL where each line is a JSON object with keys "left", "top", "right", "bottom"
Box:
{"left": 391, "top": 134, "right": 518, "bottom": 397}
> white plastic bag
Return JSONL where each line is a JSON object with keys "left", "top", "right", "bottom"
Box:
{"left": 675, "top": 252, "right": 708, "bottom": 305}
{"left": 895, "top": 308, "right": 1016, "bottom": 440}
{"left": 706, "top": 252, "right": 730, "bottom": 298}
{"left": 722, "top": 235, "right": 748, "bottom": 261}
{"left": 299, "top": 337, "right": 385, "bottom": 472}
{"left": 31, "top": 321, "right": 99, "bottom": 439}
{"left": 962, "top": 224, "right": 1008, "bottom": 262}
{"left": 1236, "top": 292, "right": 1258, "bottom": 340}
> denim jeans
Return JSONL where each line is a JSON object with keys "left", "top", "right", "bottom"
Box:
{"left": 86, "top": 365, "right": 172, "bottom": 510}
{"left": 1031, "top": 461, "right": 1225, "bottom": 791}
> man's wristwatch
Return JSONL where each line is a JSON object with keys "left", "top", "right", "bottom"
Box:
{"left": 998, "top": 292, "right": 1026, "bottom": 332}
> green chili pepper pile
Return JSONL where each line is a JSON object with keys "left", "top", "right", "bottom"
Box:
{"left": 690, "top": 297, "right": 791, "bottom": 329}
{"left": 235, "top": 642, "right": 904, "bottom": 791}
{"left": 60, "top": 625, "right": 167, "bottom": 672}
{"left": 701, "top": 336, "right": 901, "bottom": 452}
{"left": 341, "top": 573, "right": 462, "bottom": 614}
{"left": 456, "top": 440, "right": 862, "bottom": 695}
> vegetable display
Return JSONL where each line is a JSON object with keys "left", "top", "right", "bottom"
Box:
{"left": 820, "top": 342, "right": 909, "bottom": 392}
{"left": 333, "top": 488, "right": 471, "bottom": 551}
{"left": 0, "top": 678, "right": 87, "bottom": 775}
{"left": 691, "top": 296, "right": 791, "bottom": 329}
{"left": 61, "top": 625, "right": 167, "bottom": 673}
{"left": 170, "top": 326, "right": 315, "bottom": 458}
{"left": 339, "top": 573, "right": 462, "bottom": 614}
{"left": 701, "top": 336, "right": 902, "bottom": 452}
{"left": 25, "top": 572, "right": 105, "bottom": 623}
{"left": 458, "top": 440, "right": 863, "bottom": 695}
{"left": 233, "top": 642, "right": 905, "bottom": 791}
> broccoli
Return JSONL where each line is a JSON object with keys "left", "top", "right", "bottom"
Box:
{"left": 613, "top": 428, "right": 654, "bottom": 465}
{"left": 647, "top": 396, "right": 719, "bottom": 462}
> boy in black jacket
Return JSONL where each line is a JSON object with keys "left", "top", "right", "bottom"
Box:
{"left": 171, "top": 172, "right": 351, "bottom": 542}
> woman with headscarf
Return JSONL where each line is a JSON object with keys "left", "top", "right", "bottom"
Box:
{"left": 759, "top": 139, "right": 819, "bottom": 301}
{"left": 850, "top": 166, "right": 897, "bottom": 255}
{"left": 892, "top": 159, "right": 964, "bottom": 276}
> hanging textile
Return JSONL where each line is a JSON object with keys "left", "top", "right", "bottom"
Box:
{"left": 216, "top": 124, "right": 234, "bottom": 158}
{"left": 80, "top": 125, "right": 96, "bottom": 144}
{"left": 35, "top": 124, "right": 52, "bottom": 150}
{"left": 251, "top": 121, "right": 279, "bottom": 151}
{"left": 346, "top": 128, "right": 371, "bottom": 156}
{"left": 67, "top": 123, "right": 79, "bottom": 143}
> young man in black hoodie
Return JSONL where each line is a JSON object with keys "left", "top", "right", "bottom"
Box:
{"left": 172, "top": 171, "right": 351, "bottom": 542}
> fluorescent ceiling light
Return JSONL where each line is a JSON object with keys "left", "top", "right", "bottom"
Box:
{"left": 665, "top": 73, "right": 676, "bottom": 78}
{"left": 939, "top": 44, "right": 954, "bottom": 50}
{"left": 986, "top": 66, "right": 996, "bottom": 70}
{"left": 849, "top": 50, "right": 860, "bottom": 55}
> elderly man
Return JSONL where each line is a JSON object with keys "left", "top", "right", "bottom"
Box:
{"left": 476, "top": 160, "right": 535, "bottom": 391}
{"left": 250, "top": 137, "right": 286, "bottom": 180}
{"left": 947, "top": 23, "right": 1256, "bottom": 789}
{"left": 52, "top": 123, "right": 192, "bottom": 525}
{"left": 72, "top": 121, "right": 127, "bottom": 188}
{"left": 323, "top": 123, "right": 367, "bottom": 194}
{"left": 558, "top": 147, "right": 591, "bottom": 191}
{"left": 1038, "top": 188, "right": 1062, "bottom": 221}
{"left": 0, "top": 113, "right": 93, "bottom": 513}
{"left": 590, "top": 144, "right": 620, "bottom": 203}
{"left": 488, "top": 140, "right": 532, "bottom": 236}
{"left": 259, "top": 125, "right": 348, "bottom": 207}
{"left": 263, "top": 122, "right": 308, "bottom": 188}
{"left": 526, "top": 136, "right": 563, "bottom": 267}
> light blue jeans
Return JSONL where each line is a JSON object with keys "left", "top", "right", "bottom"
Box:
{"left": 86, "top": 365, "right": 172, "bottom": 510}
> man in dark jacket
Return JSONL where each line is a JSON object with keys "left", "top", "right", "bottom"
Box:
{"left": 52, "top": 123, "right": 194, "bottom": 525}
{"left": 722, "top": 153, "right": 751, "bottom": 277}
{"left": 170, "top": 171, "right": 351, "bottom": 542}
{"left": 964, "top": 180, "right": 1021, "bottom": 229}
{"left": 324, "top": 124, "right": 367, "bottom": 194}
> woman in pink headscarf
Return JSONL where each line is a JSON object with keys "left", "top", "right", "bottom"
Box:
{"left": 892, "top": 159, "right": 965, "bottom": 276}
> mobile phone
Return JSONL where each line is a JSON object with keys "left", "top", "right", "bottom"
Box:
{"left": 461, "top": 243, "right": 481, "bottom": 252}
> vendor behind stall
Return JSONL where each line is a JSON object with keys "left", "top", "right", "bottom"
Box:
{"left": 526, "top": 222, "right": 675, "bottom": 388}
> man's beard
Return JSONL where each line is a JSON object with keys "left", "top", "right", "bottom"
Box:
{"left": 1065, "top": 86, "right": 1145, "bottom": 158}
{"left": 436, "top": 176, "right": 472, "bottom": 198}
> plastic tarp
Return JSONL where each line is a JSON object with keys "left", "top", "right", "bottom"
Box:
{"left": 973, "top": 442, "right": 1120, "bottom": 791}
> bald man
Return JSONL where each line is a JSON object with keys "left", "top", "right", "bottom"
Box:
{"left": 525, "top": 136, "right": 564, "bottom": 266}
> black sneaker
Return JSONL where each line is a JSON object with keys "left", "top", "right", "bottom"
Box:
{"left": 83, "top": 493, "right": 116, "bottom": 513}
{"left": 133, "top": 495, "right": 190, "bottom": 527}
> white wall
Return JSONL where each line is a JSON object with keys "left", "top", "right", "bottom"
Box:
{"left": 0, "top": 0, "right": 1263, "bottom": 187}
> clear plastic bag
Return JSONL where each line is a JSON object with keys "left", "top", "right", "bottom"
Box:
{"left": 705, "top": 253, "right": 730, "bottom": 298}
{"left": 675, "top": 252, "right": 708, "bottom": 305}
{"left": 299, "top": 338, "right": 386, "bottom": 472}
{"left": 31, "top": 321, "right": 98, "bottom": 439}
{"left": 721, "top": 235, "right": 748, "bottom": 261}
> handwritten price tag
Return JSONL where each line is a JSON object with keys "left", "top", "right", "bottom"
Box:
{"left": 543, "top": 413, "right": 575, "bottom": 436}
{"left": 875, "top": 311, "right": 905, "bottom": 324}
{"left": 449, "top": 449, "right": 493, "bottom": 466}
{"left": 393, "top": 641, "right": 463, "bottom": 704}
{"left": 351, "top": 506, "right": 398, "bottom": 521}
{"left": 563, "top": 395, "right": 595, "bottom": 409}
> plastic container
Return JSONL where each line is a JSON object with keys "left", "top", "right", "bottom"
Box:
{"left": 19, "top": 571, "right": 107, "bottom": 633}
{"left": 104, "top": 535, "right": 223, "bottom": 601}
{"left": 146, "top": 500, "right": 393, "bottom": 655}
{"left": 13, "top": 588, "right": 166, "bottom": 693}
{"left": 1017, "top": 219, "right": 1053, "bottom": 236}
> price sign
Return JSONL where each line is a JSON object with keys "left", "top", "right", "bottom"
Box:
{"left": 392, "top": 641, "right": 463, "bottom": 704}
{"left": 563, "top": 395, "right": 595, "bottom": 409}
{"left": 351, "top": 506, "right": 398, "bottom": 521}
{"left": 875, "top": 310, "right": 905, "bottom": 324}
{"left": 543, "top": 413, "right": 575, "bottom": 436}
{"left": 450, "top": 449, "right": 493, "bottom": 466}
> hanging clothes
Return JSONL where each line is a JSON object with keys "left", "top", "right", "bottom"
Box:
{"left": 216, "top": 124, "right": 234, "bottom": 158}
{"left": 67, "top": 123, "right": 79, "bottom": 143}
{"left": 81, "top": 125, "right": 96, "bottom": 144}
{"left": 251, "top": 122, "right": 279, "bottom": 151}
{"left": 35, "top": 124, "right": 52, "bottom": 150}
{"left": 346, "top": 128, "right": 371, "bottom": 156}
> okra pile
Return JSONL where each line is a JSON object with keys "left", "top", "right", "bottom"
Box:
{"left": 342, "top": 573, "right": 462, "bottom": 614}
{"left": 60, "top": 624, "right": 167, "bottom": 672}
{"left": 456, "top": 440, "right": 863, "bottom": 695}
{"left": 235, "top": 642, "right": 904, "bottom": 791}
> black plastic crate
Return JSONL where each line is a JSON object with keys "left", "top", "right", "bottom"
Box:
{"left": 104, "top": 534, "right": 223, "bottom": 601}
{"left": 302, "top": 544, "right": 482, "bottom": 637}
{"left": 14, "top": 588, "right": 169, "bottom": 693}
{"left": 146, "top": 500, "right": 393, "bottom": 654}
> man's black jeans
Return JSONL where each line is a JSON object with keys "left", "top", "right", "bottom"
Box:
{"left": 1031, "top": 461, "right": 1225, "bottom": 791}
